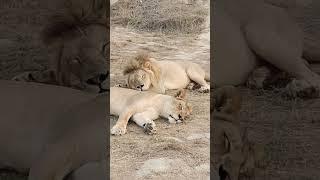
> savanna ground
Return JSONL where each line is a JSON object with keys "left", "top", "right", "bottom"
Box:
{"left": 239, "top": 88, "right": 320, "bottom": 180}
{"left": 110, "top": 0, "right": 210, "bottom": 179}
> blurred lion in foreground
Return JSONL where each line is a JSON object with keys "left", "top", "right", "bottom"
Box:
{"left": 13, "top": 0, "right": 108, "bottom": 93}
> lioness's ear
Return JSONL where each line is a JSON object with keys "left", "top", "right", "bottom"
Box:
{"left": 175, "top": 89, "right": 187, "bottom": 100}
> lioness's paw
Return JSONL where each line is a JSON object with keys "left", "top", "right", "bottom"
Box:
{"left": 284, "top": 79, "right": 319, "bottom": 99}
{"left": 111, "top": 125, "right": 127, "bottom": 135}
{"left": 143, "top": 122, "right": 156, "bottom": 135}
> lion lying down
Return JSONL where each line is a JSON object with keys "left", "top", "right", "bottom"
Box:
{"left": 0, "top": 80, "right": 106, "bottom": 180}
{"left": 123, "top": 53, "right": 210, "bottom": 94}
{"left": 214, "top": 0, "right": 320, "bottom": 98}
{"left": 110, "top": 87, "right": 192, "bottom": 135}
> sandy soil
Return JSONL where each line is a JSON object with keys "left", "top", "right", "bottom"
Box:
{"left": 238, "top": 88, "right": 320, "bottom": 180}
{"left": 110, "top": 2, "right": 210, "bottom": 180}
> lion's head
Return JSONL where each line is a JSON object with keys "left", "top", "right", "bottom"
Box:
{"left": 42, "top": 9, "right": 108, "bottom": 92}
{"left": 123, "top": 53, "right": 163, "bottom": 93}
{"left": 162, "top": 89, "right": 192, "bottom": 123}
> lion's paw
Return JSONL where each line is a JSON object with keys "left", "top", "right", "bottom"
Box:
{"left": 111, "top": 125, "right": 127, "bottom": 135}
{"left": 198, "top": 85, "right": 210, "bottom": 93}
{"left": 246, "top": 66, "right": 271, "bottom": 89}
{"left": 143, "top": 122, "right": 156, "bottom": 135}
{"left": 284, "top": 79, "right": 319, "bottom": 99}
{"left": 12, "top": 72, "right": 35, "bottom": 82}
{"left": 187, "top": 82, "right": 196, "bottom": 90}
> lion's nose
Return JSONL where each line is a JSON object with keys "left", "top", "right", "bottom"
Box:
{"left": 137, "top": 84, "right": 144, "bottom": 89}
{"left": 178, "top": 114, "right": 182, "bottom": 119}
{"left": 219, "top": 165, "right": 229, "bottom": 180}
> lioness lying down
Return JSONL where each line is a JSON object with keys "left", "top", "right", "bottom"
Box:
{"left": 0, "top": 80, "right": 106, "bottom": 180}
{"left": 212, "top": 86, "right": 266, "bottom": 180}
{"left": 110, "top": 87, "right": 192, "bottom": 135}
{"left": 123, "top": 53, "right": 210, "bottom": 94}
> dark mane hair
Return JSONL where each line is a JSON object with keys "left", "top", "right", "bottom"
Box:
{"left": 41, "top": 0, "right": 107, "bottom": 44}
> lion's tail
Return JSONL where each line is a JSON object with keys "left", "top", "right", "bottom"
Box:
{"left": 205, "top": 71, "right": 210, "bottom": 81}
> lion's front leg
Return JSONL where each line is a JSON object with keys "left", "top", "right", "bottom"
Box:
{"left": 132, "top": 108, "right": 159, "bottom": 135}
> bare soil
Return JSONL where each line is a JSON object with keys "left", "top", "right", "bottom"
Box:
{"left": 239, "top": 88, "right": 320, "bottom": 180}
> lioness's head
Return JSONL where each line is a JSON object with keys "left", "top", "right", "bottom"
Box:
{"left": 124, "top": 53, "right": 161, "bottom": 92}
{"left": 162, "top": 89, "right": 192, "bottom": 123}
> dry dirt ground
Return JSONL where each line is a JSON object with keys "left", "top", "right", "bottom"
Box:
{"left": 110, "top": 1, "right": 210, "bottom": 180}
{"left": 239, "top": 88, "right": 320, "bottom": 180}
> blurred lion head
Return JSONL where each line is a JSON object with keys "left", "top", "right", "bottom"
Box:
{"left": 41, "top": 0, "right": 108, "bottom": 92}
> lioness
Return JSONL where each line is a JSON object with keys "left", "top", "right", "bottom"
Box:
{"left": 123, "top": 53, "right": 210, "bottom": 94}
{"left": 0, "top": 80, "right": 107, "bottom": 180}
{"left": 110, "top": 87, "right": 192, "bottom": 135}
{"left": 212, "top": 86, "right": 266, "bottom": 180}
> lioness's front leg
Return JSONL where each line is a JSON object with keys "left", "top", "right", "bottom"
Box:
{"left": 132, "top": 108, "right": 159, "bottom": 135}
{"left": 28, "top": 142, "right": 75, "bottom": 180}
{"left": 111, "top": 108, "right": 134, "bottom": 135}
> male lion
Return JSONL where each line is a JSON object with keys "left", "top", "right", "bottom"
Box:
{"left": 213, "top": 0, "right": 320, "bottom": 98}
{"left": 12, "top": 0, "right": 108, "bottom": 93}
{"left": 123, "top": 53, "right": 210, "bottom": 94}
{"left": 110, "top": 87, "right": 192, "bottom": 135}
{"left": 0, "top": 80, "right": 107, "bottom": 180}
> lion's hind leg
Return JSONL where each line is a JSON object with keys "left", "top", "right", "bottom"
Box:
{"left": 186, "top": 64, "right": 210, "bottom": 93}
{"left": 132, "top": 108, "right": 158, "bottom": 135}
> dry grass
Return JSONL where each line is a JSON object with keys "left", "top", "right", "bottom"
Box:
{"left": 111, "top": 0, "right": 208, "bottom": 34}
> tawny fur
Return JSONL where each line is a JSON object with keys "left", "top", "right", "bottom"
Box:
{"left": 0, "top": 80, "right": 106, "bottom": 180}
{"left": 110, "top": 87, "right": 192, "bottom": 135}
{"left": 124, "top": 52, "right": 210, "bottom": 93}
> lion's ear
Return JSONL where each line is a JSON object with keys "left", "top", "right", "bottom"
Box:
{"left": 175, "top": 89, "right": 187, "bottom": 100}
{"left": 187, "top": 103, "right": 192, "bottom": 114}
{"left": 143, "top": 61, "right": 151, "bottom": 70}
